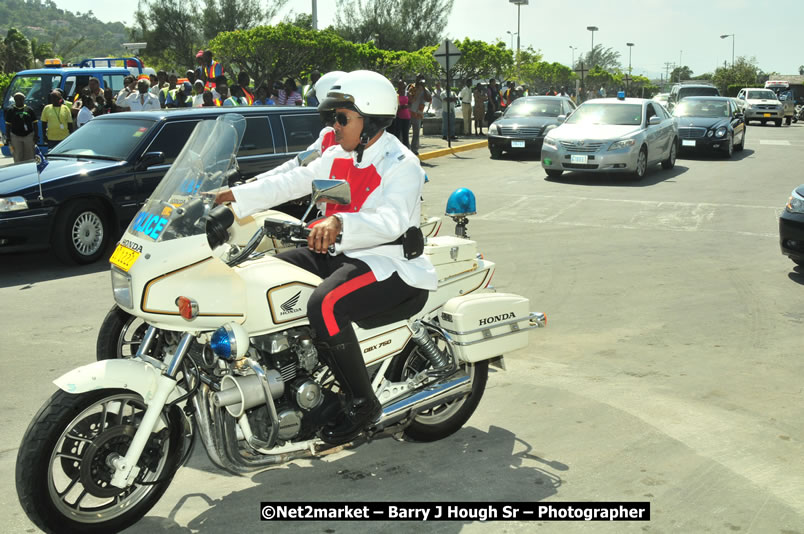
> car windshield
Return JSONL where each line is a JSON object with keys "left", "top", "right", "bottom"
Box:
{"left": 565, "top": 103, "right": 642, "bottom": 126}
{"left": 679, "top": 87, "right": 719, "bottom": 99}
{"left": 3, "top": 73, "right": 62, "bottom": 113}
{"left": 505, "top": 99, "right": 562, "bottom": 118}
{"left": 747, "top": 90, "right": 777, "bottom": 100}
{"left": 673, "top": 100, "right": 729, "bottom": 118}
{"left": 49, "top": 119, "right": 155, "bottom": 160}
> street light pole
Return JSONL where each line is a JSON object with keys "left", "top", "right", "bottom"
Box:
{"left": 720, "top": 34, "right": 735, "bottom": 67}
{"left": 311, "top": 0, "right": 318, "bottom": 30}
{"left": 569, "top": 45, "right": 577, "bottom": 68}
{"left": 587, "top": 26, "right": 598, "bottom": 64}
{"left": 626, "top": 42, "right": 634, "bottom": 74}
{"left": 507, "top": 31, "right": 517, "bottom": 50}
{"left": 509, "top": 0, "right": 528, "bottom": 55}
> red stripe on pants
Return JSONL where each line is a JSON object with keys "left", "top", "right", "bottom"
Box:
{"left": 321, "top": 271, "right": 377, "bottom": 336}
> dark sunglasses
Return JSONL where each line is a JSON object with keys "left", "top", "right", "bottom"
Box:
{"left": 335, "top": 112, "right": 360, "bottom": 126}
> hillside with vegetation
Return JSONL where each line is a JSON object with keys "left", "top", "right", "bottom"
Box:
{"left": 0, "top": 0, "right": 129, "bottom": 66}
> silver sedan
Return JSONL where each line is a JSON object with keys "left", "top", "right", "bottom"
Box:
{"left": 541, "top": 97, "right": 679, "bottom": 180}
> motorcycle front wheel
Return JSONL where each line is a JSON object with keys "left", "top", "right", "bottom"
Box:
{"left": 16, "top": 389, "right": 184, "bottom": 534}
{"left": 387, "top": 341, "right": 488, "bottom": 442}
{"left": 96, "top": 305, "right": 149, "bottom": 361}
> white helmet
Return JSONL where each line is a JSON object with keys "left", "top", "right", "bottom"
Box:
{"left": 311, "top": 70, "right": 346, "bottom": 102}
{"left": 318, "top": 70, "right": 398, "bottom": 118}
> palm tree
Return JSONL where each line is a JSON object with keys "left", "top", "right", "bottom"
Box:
{"left": 576, "top": 44, "right": 621, "bottom": 71}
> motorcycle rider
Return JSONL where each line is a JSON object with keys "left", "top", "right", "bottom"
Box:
{"left": 215, "top": 70, "right": 437, "bottom": 444}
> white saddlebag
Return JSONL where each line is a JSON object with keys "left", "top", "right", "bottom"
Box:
{"left": 440, "top": 292, "right": 534, "bottom": 363}
{"left": 424, "top": 235, "right": 478, "bottom": 281}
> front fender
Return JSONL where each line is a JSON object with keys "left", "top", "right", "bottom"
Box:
{"left": 53, "top": 358, "right": 186, "bottom": 404}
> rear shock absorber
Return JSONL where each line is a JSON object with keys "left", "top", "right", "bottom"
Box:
{"left": 410, "top": 320, "right": 451, "bottom": 369}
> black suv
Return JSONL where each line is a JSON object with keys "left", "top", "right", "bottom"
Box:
{"left": 0, "top": 107, "right": 322, "bottom": 264}
{"left": 667, "top": 83, "right": 721, "bottom": 111}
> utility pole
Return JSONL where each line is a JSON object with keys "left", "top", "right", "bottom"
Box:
{"left": 664, "top": 62, "right": 673, "bottom": 85}
{"left": 312, "top": 0, "right": 318, "bottom": 30}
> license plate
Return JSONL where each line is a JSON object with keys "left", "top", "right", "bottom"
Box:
{"left": 570, "top": 155, "right": 588, "bottom": 164}
{"left": 110, "top": 244, "right": 140, "bottom": 272}
{"left": 763, "top": 113, "right": 771, "bottom": 117}
{"left": 511, "top": 140, "right": 526, "bottom": 148}
{"left": 682, "top": 139, "right": 696, "bottom": 147}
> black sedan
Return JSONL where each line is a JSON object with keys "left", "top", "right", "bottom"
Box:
{"left": 780, "top": 184, "right": 804, "bottom": 268}
{"left": 487, "top": 96, "right": 576, "bottom": 159}
{"left": 672, "top": 96, "right": 746, "bottom": 158}
{"left": 0, "top": 107, "right": 321, "bottom": 264}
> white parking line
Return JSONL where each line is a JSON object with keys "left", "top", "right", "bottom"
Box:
{"left": 758, "top": 140, "right": 791, "bottom": 145}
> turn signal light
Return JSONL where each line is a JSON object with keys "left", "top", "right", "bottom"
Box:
{"left": 175, "top": 296, "right": 199, "bottom": 320}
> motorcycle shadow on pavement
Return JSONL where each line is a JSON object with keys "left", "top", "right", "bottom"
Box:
{"left": 126, "top": 425, "right": 567, "bottom": 533}
{"left": 544, "top": 165, "right": 689, "bottom": 188}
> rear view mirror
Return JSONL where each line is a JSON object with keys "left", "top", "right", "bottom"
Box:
{"left": 556, "top": 115, "right": 566, "bottom": 123}
{"left": 311, "top": 179, "right": 351, "bottom": 206}
{"left": 648, "top": 116, "right": 661, "bottom": 126}
{"left": 138, "top": 151, "right": 165, "bottom": 170}
{"left": 295, "top": 150, "right": 320, "bottom": 167}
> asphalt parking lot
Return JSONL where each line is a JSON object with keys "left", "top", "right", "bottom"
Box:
{"left": 1, "top": 122, "right": 803, "bottom": 533}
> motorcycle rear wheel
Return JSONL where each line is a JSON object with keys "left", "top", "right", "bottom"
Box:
{"left": 387, "top": 342, "right": 488, "bottom": 442}
{"left": 16, "top": 389, "right": 183, "bottom": 534}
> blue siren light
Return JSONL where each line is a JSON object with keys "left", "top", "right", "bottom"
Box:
{"left": 446, "top": 188, "right": 477, "bottom": 217}
{"left": 617, "top": 91, "right": 626, "bottom": 100}
{"left": 210, "top": 325, "right": 236, "bottom": 360}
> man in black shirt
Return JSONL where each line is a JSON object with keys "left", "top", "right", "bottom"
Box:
{"left": 4, "top": 92, "right": 38, "bottom": 163}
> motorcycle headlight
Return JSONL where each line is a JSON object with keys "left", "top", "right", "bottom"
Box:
{"left": 111, "top": 267, "right": 133, "bottom": 309}
{"left": 609, "top": 138, "right": 636, "bottom": 151}
{"left": 786, "top": 191, "right": 804, "bottom": 214}
{"left": 489, "top": 123, "right": 500, "bottom": 135}
{"left": 543, "top": 136, "right": 558, "bottom": 148}
{"left": 715, "top": 127, "right": 727, "bottom": 138}
{"left": 0, "top": 196, "right": 28, "bottom": 212}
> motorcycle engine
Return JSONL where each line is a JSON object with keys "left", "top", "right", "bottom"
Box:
{"left": 246, "top": 329, "right": 332, "bottom": 443}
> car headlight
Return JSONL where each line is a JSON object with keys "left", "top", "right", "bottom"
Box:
{"left": 543, "top": 136, "right": 558, "bottom": 148}
{"left": 715, "top": 127, "right": 727, "bottom": 138}
{"left": 707, "top": 130, "right": 714, "bottom": 137}
{"left": 786, "top": 191, "right": 804, "bottom": 214}
{"left": 608, "top": 138, "right": 636, "bottom": 151}
{"left": 111, "top": 267, "right": 133, "bottom": 309}
{"left": 0, "top": 196, "right": 28, "bottom": 212}
{"left": 489, "top": 123, "right": 500, "bottom": 135}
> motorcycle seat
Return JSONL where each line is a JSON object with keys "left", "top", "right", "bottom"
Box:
{"left": 355, "top": 289, "right": 429, "bottom": 330}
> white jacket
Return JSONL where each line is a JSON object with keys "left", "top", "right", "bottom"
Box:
{"left": 230, "top": 131, "right": 437, "bottom": 290}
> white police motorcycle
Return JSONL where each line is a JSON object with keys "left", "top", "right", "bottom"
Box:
{"left": 16, "top": 115, "right": 544, "bottom": 533}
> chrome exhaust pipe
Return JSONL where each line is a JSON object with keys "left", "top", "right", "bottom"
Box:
{"left": 374, "top": 373, "right": 472, "bottom": 429}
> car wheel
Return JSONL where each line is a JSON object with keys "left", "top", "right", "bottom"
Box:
{"left": 632, "top": 145, "right": 648, "bottom": 180}
{"left": 490, "top": 148, "right": 503, "bottom": 159}
{"left": 545, "top": 169, "right": 563, "bottom": 178}
{"left": 723, "top": 134, "right": 734, "bottom": 158}
{"left": 735, "top": 129, "right": 745, "bottom": 151}
{"left": 775, "top": 119, "right": 783, "bottom": 127}
{"left": 661, "top": 138, "right": 677, "bottom": 169}
{"left": 52, "top": 199, "right": 111, "bottom": 265}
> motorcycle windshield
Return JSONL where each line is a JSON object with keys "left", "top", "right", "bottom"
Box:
{"left": 126, "top": 114, "right": 246, "bottom": 242}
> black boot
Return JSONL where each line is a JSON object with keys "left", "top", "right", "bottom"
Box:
{"left": 317, "top": 328, "right": 381, "bottom": 445}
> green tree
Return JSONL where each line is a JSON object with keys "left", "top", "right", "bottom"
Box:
{"left": 334, "top": 0, "right": 455, "bottom": 51}
{"left": 670, "top": 65, "right": 693, "bottom": 82}
{"left": 3, "top": 27, "right": 33, "bottom": 72}
{"left": 200, "top": 0, "right": 288, "bottom": 41}
{"left": 711, "top": 56, "right": 761, "bottom": 94}
{"left": 448, "top": 39, "right": 513, "bottom": 83}
{"left": 29, "top": 38, "right": 55, "bottom": 64}
{"left": 577, "top": 44, "right": 621, "bottom": 71}
{"left": 134, "top": 0, "right": 200, "bottom": 71}
{"left": 799, "top": 65, "right": 803, "bottom": 75}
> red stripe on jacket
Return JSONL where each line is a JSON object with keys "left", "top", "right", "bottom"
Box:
{"left": 321, "top": 130, "right": 337, "bottom": 151}
{"left": 324, "top": 158, "right": 382, "bottom": 217}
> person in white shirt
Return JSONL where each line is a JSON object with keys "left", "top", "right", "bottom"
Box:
{"left": 430, "top": 82, "right": 443, "bottom": 114}
{"left": 459, "top": 79, "right": 474, "bottom": 136}
{"left": 115, "top": 75, "right": 137, "bottom": 112}
{"left": 214, "top": 70, "right": 435, "bottom": 445}
{"left": 122, "top": 79, "right": 162, "bottom": 111}
{"left": 76, "top": 97, "right": 94, "bottom": 128}
{"left": 192, "top": 80, "right": 205, "bottom": 107}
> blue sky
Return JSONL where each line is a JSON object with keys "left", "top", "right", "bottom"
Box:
{"left": 57, "top": 0, "right": 804, "bottom": 79}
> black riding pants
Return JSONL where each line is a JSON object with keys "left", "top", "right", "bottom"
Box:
{"left": 277, "top": 248, "right": 420, "bottom": 340}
